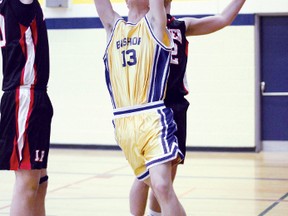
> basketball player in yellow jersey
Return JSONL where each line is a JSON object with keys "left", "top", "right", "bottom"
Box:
{"left": 94, "top": 0, "right": 186, "bottom": 215}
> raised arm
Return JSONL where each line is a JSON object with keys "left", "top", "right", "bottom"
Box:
{"left": 147, "top": 0, "right": 167, "bottom": 40}
{"left": 183, "top": 0, "right": 246, "bottom": 36}
{"left": 94, "top": 0, "right": 121, "bottom": 36}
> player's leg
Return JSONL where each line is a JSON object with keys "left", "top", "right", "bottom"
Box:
{"left": 29, "top": 92, "right": 53, "bottom": 216}
{"left": 147, "top": 99, "right": 189, "bottom": 215}
{"left": 148, "top": 161, "right": 186, "bottom": 216}
{"left": 130, "top": 178, "right": 149, "bottom": 216}
{"left": 34, "top": 169, "right": 49, "bottom": 216}
{"left": 147, "top": 163, "right": 178, "bottom": 215}
{"left": 12, "top": 91, "right": 52, "bottom": 216}
{"left": 10, "top": 169, "right": 41, "bottom": 216}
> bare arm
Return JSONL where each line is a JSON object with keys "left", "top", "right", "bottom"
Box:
{"left": 94, "top": 0, "right": 121, "bottom": 36}
{"left": 147, "top": 0, "right": 167, "bottom": 41}
{"left": 183, "top": 0, "right": 246, "bottom": 36}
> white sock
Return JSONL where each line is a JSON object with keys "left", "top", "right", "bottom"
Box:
{"left": 147, "top": 208, "right": 161, "bottom": 216}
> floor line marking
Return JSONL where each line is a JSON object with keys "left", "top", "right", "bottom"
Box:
{"left": 258, "top": 192, "right": 288, "bottom": 216}
{"left": 0, "top": 164, "right": 128, "bottom": 210}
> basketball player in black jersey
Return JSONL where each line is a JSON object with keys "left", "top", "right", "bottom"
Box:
{"left": 129, "top": 0, "right": 246, "bottom": 215}
{"left": 0, "top": 0, "right": 53, "bottom": 215}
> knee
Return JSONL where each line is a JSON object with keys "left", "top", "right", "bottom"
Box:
{"left": 16, "top": 180, "right": 39, "bottom": 199}
{"left": 17, "top": 175, "right": 48, "bottom": 196}
{"left": 151, "top": 180, "right": 171, "bottom": 198}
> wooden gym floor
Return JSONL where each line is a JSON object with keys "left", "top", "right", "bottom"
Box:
{"left": 0, "top": 148, "right": 288, "bottom": 215}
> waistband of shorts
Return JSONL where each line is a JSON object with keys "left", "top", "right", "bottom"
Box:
{"left": 113, "top": 101, "right": 165, "bottom": 117}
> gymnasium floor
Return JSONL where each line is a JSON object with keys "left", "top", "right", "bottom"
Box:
{"left": 0, "top": 148, "right": 288, "bottom": 216}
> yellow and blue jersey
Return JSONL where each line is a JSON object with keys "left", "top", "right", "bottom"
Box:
{"left": 104, "top": 15, "right": 173, "bottom": 109}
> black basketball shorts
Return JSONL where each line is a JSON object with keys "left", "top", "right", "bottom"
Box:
{"left": 0, "top": 88, "right": 53, "bottom": 170}
{"left": 165, "top": 97, "right": 190, "bottom": 163}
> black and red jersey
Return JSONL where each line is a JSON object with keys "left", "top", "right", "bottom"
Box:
{"left": 0, "top": 0, "right": 49, "bottom": 91}
{"left": 165, "top": 14, "right": 189, "bottom": 103}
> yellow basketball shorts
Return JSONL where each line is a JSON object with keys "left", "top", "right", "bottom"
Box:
{"left": 112, "top": 101, "right": 184, "bottom": 181}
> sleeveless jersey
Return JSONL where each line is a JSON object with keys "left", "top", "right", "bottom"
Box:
{"left": 104, "top": 16, "right": 173, "bottom": 109}
{"left": 0, "top": 0, "right": 50, "bottom": 91}
{"left": 165, "top": 14, "right": 189, "bottom": 103}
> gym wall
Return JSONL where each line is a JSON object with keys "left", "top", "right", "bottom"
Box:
{"left": 0, "top": 0, "right": 287, "bottom": 150}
